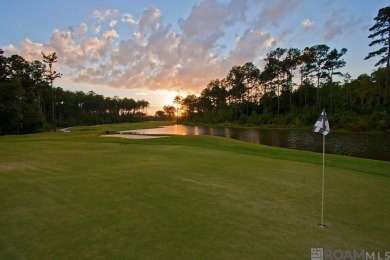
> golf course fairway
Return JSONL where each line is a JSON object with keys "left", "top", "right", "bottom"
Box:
{"left": 1, "top": 122, "right": 389, "bottom": 259}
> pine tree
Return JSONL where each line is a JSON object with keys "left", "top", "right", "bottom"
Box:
{"left": 365, "top": 6, "right": 390, "bottom": 104}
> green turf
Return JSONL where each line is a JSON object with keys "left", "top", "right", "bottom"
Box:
{"left": 0, "top": 122, "right": 389, "bottom": 259}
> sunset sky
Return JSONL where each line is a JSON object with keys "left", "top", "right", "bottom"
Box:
{"left": 1, "top": 0, "right": 387, "bottom": 114}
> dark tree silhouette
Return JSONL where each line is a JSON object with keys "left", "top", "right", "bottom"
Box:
{"left": 42, "top": 52, "right": 62, "bottom": 132}
{"left": 365, "top": 6, "right": 390, "bottom": 103}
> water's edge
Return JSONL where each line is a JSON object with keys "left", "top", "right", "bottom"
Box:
{"left": 122, "top": 125, "right": 390, "bottom": 161}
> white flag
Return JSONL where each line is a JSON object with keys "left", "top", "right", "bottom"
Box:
{"left": 313, "top": 109, "right": 330, "bottom": 135}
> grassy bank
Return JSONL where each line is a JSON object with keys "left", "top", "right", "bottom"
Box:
{"left": 0, "top": 122, "right": 389, "bottom": 259}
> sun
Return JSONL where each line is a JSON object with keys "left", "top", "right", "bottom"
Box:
{"left": 157, "top": 90, "right": 182, "bottom": 107}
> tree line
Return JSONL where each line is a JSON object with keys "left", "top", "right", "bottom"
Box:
{"left": 162, "top": 6, "right": 390, "bottom": 132}
{"left": 0, "top": 50, "right": 149, "bottom": 135}
{"left": 169, "top": 47, "right": 388, "bottom": 131}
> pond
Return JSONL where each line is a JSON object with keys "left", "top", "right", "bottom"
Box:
{"left": 121, "top": 125, "right": 390, "bottom": 161}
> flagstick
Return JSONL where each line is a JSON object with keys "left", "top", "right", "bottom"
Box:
{"left": 314, "top": 108, "right": 329, "bottom": 228}
{"left": 319, "top": 134, "right": 326, "bottom": 228}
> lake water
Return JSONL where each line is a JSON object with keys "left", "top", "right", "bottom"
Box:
{"left": 122, "top": 125, "right": 390, "bottom": 161}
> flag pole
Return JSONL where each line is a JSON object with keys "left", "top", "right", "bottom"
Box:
{"left": 314, "top": 108, "right": 329, "bottom": 229}
{"left": 320, "top": 133, "right": 325, "bottom": 228}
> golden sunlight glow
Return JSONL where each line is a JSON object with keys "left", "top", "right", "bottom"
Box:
{"left": 156, "top": 89, "right": 181, "bottom": 107}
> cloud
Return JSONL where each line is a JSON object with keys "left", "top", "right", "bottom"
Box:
{"left": 302, "top": 18, "right": 315, "bottom": 31}
{"left": 109, "top": 20, "right": 118, "bottom": 28}
{"left": 3, "top": 40, "right": 50, "bottom": 61}
{"left": 138, "top": 6, "right": 163, "bottom": 34}
{"left": 250, "top": 0, "right": 307, "bottom": 28}
{"left": 4, "top": 0, "right": 302, "bottom": 93}
{"left": 322, "top": 8, "right": 363, "bottom": 41}
{"left": 102, "top": 29, "right": 119, "bottom": 40}
{"left": 76, "top": 1, "right": 246, "bottom": 91}
{"left": 93, "top": 25, "right": 101, "bottom": 34}
{"left": 49, "top": 29, "right": 81, "bottom": 67}
{"left": 228, "top": 29, "right": 277, "bottom": 66}
{"left": 68, "top": 23, "right": 88, "bottom": 38}
{"left": 178, "top": 0, "right": 247, "bottom": 38}
{"left": 91, "top": 8, "right": 119, "bottom": 22}
{"left": 121, "top": 13, "right": 136, "bottom": 24}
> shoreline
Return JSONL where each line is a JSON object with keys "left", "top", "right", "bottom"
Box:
{"left": 101, "top": 134, "right": 168, "bottom": 139}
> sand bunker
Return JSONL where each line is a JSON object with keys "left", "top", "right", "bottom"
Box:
{"left": 101, "top": 134, "right": 167, "bottom": 139}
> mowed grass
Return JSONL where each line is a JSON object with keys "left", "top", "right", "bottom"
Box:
{"left": 0, "top": 122, "right": 389, "bottom": 259}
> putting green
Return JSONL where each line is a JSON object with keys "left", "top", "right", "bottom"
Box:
{"left": 0, "top": 122, "right": 389, "bottom": 259}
